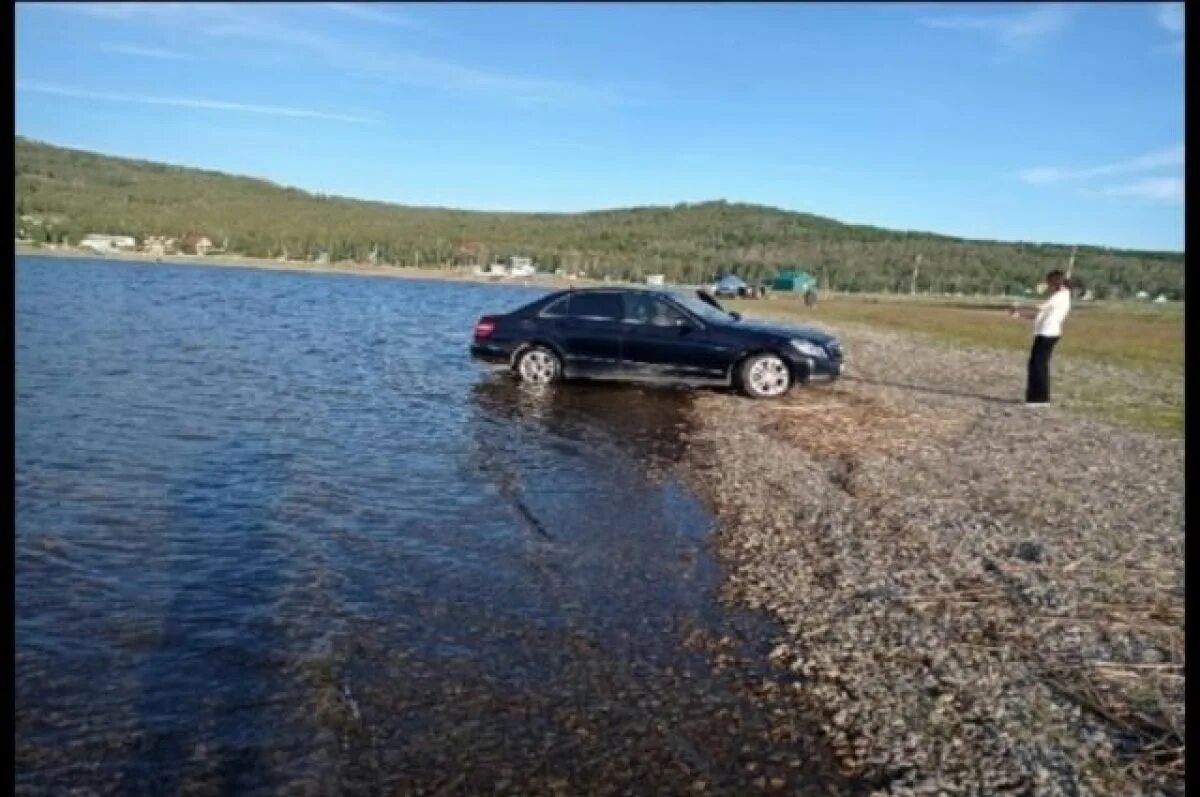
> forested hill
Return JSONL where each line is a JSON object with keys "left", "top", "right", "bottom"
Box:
{"left": 15, "top": 137, "right": 1183, "bottom": 296}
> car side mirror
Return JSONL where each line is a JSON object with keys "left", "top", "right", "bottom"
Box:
{"left": 729, "top": 311, "right": 742, "bottom": 321}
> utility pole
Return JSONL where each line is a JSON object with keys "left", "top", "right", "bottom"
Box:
{"left": 1066, "top": 245, "right": 1076, "bottom": 279}
{"left": 910, "top": 253, "right": 922, "bottom": 296}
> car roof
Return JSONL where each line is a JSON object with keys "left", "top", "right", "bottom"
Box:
{"left": 554, "top": 285, "right": 691, "bottom": 295}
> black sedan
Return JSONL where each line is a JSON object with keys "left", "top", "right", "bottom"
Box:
{"left": 470, "top": 287, "right": 842, "bottom": 399}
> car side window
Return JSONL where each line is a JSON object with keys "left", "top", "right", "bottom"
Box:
{"left": 540, "top": 296, "right": 570, "bottom": 317}
{"left": 566, "top": 292, "right": 623, "bottom": 320}
{"left": 624, "top": 294, "right": 685, "bottom": 327}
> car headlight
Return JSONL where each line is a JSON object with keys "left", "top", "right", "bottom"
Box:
{"left": 789, "top": 339, "right": 826, "bottom": 358}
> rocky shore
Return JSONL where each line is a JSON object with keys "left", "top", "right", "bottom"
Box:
{"left": 684, "top": 324, "right": 1184, "bottom": 795}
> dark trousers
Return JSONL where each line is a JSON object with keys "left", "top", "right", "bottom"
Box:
{"left": 1026, "top": 335, "right": 1059, "bottom": 403}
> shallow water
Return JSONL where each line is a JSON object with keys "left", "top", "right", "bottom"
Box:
{"left": 16, "top": 256, "right": 837, "bottom": 795}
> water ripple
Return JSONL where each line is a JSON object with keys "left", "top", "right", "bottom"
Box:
{"left": 15, "top": 256, "right": 797, "bottom": 794}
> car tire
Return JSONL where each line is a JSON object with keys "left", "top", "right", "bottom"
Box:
{"left": 513, "top": 345, "right": 562, "bottom": 385}
{"left": 739, "top": 353, "right": 792, "bottom": 399}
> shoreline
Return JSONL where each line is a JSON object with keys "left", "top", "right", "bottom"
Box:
{"left": 17, "top": 246, "right": 1180, "bottom": 310}
{"left": 14, "top": 245, "right": 605, "bottom": 291}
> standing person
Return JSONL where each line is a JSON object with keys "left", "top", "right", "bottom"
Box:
{"left": 1010, "top": 270, "right": 1071, "bottom": 405}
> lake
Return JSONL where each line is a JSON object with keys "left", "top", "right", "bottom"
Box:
{"left": 15, "top": 255, "right": 834, "bottom": 795}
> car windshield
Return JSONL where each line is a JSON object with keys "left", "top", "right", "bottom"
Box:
{"left": 670, "top": 291, "right": 737, "bottom": 324}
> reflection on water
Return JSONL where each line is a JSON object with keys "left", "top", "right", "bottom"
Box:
{"left": 16, "top": 256, "right": 842, "bottom": 795}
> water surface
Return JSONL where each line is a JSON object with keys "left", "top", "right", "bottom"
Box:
{"left": 16, "top": 256, "right": 838, "bottom": 795}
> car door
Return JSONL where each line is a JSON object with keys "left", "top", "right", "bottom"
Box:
{"left": 542, "top": 291, "right": 625, "bottom": 375}
{"left": 620, "top": 293, "right": 728, "bottom": 381}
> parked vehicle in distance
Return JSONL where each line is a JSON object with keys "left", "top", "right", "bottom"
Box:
{"left": 712, "top": 274, "right": 748, "bottom": 298}
{"left": 712, "top": 274, "right": 767, "bottom": 299}
{"left": 470, "top": 287, "right": 843, "bottom": 399}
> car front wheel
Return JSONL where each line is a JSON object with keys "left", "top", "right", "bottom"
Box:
{"left": 513, "top": 345, "right": 561, "bottom": 385}
{"left": 739, "top": 353, "right": 792, "bottom": 399}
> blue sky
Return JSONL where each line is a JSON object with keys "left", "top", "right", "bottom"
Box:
{"left": 15, "top": 2, "right": 1185, "bottom": 251}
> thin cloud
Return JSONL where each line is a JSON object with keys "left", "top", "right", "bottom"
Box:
{"left": 921, "top": 3, "right": 1077, "bottom": 48}
{"left": 100, "top": 43, "right": 194, "bottom": 61}
{"left": 49, "top": 2, "right": 197, "bottom": 22}
{"left": 46, "top": 2, "right": 626, "bottom": 107}
{"left": 1101, "top": 177, "right": 1184, "bottom": 203}
{"left": 17, "top": 81, "right": 379, "bottom": 125}
{"left": 1155, "top": 3, "right": 1184, "bottom": 55}
{"left": 318, "top": 3, "right": 421, "bottom": 28}
{"left": 1156, "top": 2, "right": 1184, "bottom": 35}
{"left": 1018, "top": 145, "right": 1184, "bottom": 184}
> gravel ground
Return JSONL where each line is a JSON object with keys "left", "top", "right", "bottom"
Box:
{"left": 683, "top": 323, "right": 1184, "bottom": 796}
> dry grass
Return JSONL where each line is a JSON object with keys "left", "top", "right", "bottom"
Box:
{"left": 727, "top": 294, "right": 1184, "bottom": 436}
{"left": 730, "top": 295, "right": 1183, "bottom": 372}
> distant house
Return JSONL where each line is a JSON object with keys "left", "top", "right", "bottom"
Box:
{"left": 1154, "top": 294, "right": 1169, "bottom": 303}
{"left": 508, "top": 256, "right": 535, "bottom": 277}
{"left": 1135, "top": 290, "right": 1150, "bottom": 300}
{"left": 771, "top": 268, "right": 816, "bottom": 293}
{"left": 486, "top": 262, "right": 509, "bottom": 276}
{"left": 142, "top": 236, "right": 177, "bottom": 257}
{"left": 645, "top": 274, "right": 665, "bottom": 286}
{"left": 79, "top": 234, "right": 137, "bottom": 254}
{"left": 179, "top": 234, "right": 214, "bottom": 256}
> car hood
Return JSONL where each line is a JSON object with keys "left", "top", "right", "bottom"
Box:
{"left": 731, "top": 319, "right": 837, "bottom": 345}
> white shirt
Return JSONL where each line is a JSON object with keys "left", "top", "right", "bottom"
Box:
{"left": 1033, "top": 288, "right": 1071, "bottom": 338}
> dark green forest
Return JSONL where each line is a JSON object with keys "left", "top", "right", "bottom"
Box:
{"left": 15, "top": 137, "right": 1184, "bottom": 297}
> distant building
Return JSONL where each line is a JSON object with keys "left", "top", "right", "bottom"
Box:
{"left": 1135, "top": 290, "right": 1150, "bottom": 300}
{"left": 142, "top": 236, "right": 178, "bottom": 257}
{"left": 646, "top": 274, "right": 665, "bottom": 286}
{"left": 508, "top": 256, "right": 535, "bottom": 277}
{"left": 179, "top": 233, "right": 214, "bottom": 256}
{"left": 1154, "top": 294, "right": 1169, "bottom": 303}
{"left": 79, "top": 234, "right": 137, "bottom": 254}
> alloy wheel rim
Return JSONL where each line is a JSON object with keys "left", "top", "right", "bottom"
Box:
{"left": 748, "top": 357, "right": 789, "bottom": 396}
{"left": 520, "top": 350, "right": 557, "bottom": 384}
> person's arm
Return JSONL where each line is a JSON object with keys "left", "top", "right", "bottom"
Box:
{"left": 1009, "top": 298, "right": 1047, "bottom": 320}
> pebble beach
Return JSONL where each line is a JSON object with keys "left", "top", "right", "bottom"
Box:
{"left": 684, "top": 323, "right": 1184, "bottom": 796}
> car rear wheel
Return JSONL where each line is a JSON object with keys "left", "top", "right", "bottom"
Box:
{"left": 739, "top": 353, "right": 791, "bottom": 399}
{"left": 513, "top": 345, "right": 561, "bottom": 385}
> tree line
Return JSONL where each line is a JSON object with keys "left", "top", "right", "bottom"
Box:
{"left": 15, "top": 137, "right": 1184, "bottom": 298}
